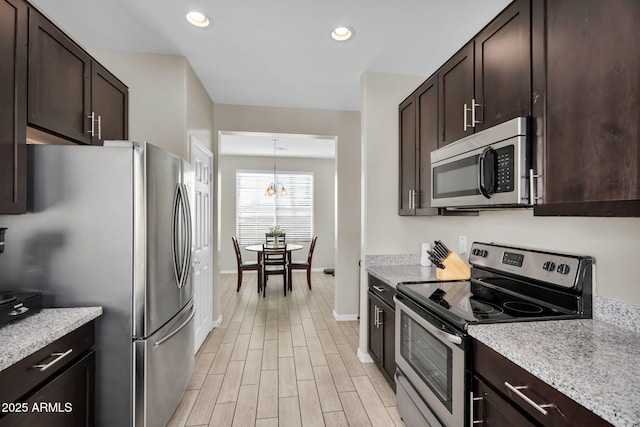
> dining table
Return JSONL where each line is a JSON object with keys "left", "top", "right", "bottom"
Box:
{"left": 245, "top": 243, "right": 304, "bottom": 291}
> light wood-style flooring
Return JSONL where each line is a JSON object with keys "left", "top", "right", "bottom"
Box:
{"left": 167, "top": 272, "right": 403, "bottom": 427}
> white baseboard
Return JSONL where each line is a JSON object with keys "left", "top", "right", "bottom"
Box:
{"left": 333, "top": 310, "right": 358, "bottom": 321}
{"left": 212, "top": 315, "right": 222, "bottom": 328}
{"left": 357, "top": 348, "right": 374, "bottom": 364}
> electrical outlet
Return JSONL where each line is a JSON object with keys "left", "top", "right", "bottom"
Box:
{"left": 458, "top": 236, "right": 467, "bottom": 254}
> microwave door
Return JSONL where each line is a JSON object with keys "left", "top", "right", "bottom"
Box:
{"left": 431, "top": 154, "right": 485, "bottom": 207}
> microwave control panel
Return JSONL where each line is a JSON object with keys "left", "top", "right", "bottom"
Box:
{"left": 495, "top": 145, "right": 514, "bottom": 193}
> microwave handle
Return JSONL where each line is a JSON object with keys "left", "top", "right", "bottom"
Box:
{"left": 478, "top": 147, "right": 496, "bottom": 198}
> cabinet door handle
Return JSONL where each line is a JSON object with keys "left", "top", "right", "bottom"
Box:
{"left": 504, "top": 382, "right": 553, "bottom": 416}
{"left": 97, "top": 115, "right": 102, "bottom": 140}
{"left": 87, "top": 112, "right": 95, "bottom": 136}
{"left": 374, "top": 306, "right": 381, "bottom": 328}
{"left": 372, "top": 285, "right": 386, "bottom": 293}
{"left": 471, "top": 98, "right": 481, "bottom": 127}
{"left": 32, "top": 349, "right": 73, "bottom": 372}
{"left": 463, "top": 103, "right": 469, "bottom": 131}
{"left": 471, "top": 393, "right": 484, "bottom": 425}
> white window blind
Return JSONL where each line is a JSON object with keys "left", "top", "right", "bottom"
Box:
{"left": 236, "top": 171, "right": 314, "bottom": 245}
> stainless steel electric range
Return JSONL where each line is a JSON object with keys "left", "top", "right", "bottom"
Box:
{"left": 394, "top": 242, "right": 593, "bottom": 427}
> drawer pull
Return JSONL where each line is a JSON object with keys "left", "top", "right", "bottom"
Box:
{"left": 32, "top": 349, "right": 73, "bottom": 372}
{"left": 372, "top": 285, "right": 386, "bottom": 293}
{"left": 504, "top": 382, "right": 554, "bottom": 416}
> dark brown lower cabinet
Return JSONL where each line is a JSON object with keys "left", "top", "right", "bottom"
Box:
{"left": 367, "top": 276, "right": 396, "bottom": 390}
{"left": 473, "top": 374, "right": 537, "bottom": 426}
{"left": 0, "top": 322, "right": 96, "bottom": 427}
{"left": 0, "top": 351, "right": 95, "bottom": 427}
{"left": 473, "top": 339, "right": 612, "bottom": 427}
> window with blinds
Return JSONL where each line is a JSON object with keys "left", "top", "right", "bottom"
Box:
{"left": 236, "top": 171, "right": 314, "bottom": 245}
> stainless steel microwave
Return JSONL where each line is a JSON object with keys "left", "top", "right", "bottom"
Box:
{"left": 430, "top": 116, "right": 533, "bottom": 209}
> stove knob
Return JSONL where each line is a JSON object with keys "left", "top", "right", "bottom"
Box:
{"left": 472, "top": 249, "right": 479, "bottom": 256}
{"left": 557, "top": 263, "right": 570, "bottom": 275}
{"left": 543, "top": 261, "right": 556, "bottom": 271}
{"left": 481, "top": 250, "right": 489, "bottom": 257}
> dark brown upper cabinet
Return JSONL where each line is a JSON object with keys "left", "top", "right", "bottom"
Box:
{"left": 438, "top": 42, "right": 474, "bottom": 147}
{"left": 534, "top": 0, "right": 640, "bottom": 216}
{"left": 399, "top": 76, "right": 439, "bottom": 216}
{"left": 91, "top": 62, "right": 128, "bottom": 146}
{"left": 28, "top": 8, "right": 128, "bottom": 146}
{"left": 0, "top": 0, "right": 28, "bottom": 214}
{"left": 438, "top": 0, "right": 531, "bottom": 147}
{"left": 28, "top": 9, "right": 92, "bottom": 144}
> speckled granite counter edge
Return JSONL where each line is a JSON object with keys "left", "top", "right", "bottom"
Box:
{"left": 594, "top": 296, "right": 640, "bottom": 333}
{"left": 365, "top": 254, "right": 420, "bottom": 266}
{"left": 0, "top": 307, "right": 102, "bottom": 372}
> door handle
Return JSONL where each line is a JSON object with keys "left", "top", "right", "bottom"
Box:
{"left": 504, "top": 382, "right": 554, "bottom": 416}
{"left": 154, "top": 306, "right": 195, "bottom": 348}
{"left": 171, "top": 185, "right": 182, "bottom": 287}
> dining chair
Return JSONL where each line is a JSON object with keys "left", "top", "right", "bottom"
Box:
{"left": 232, "top": 236, "right": 262, "bottom": 293}
{"left": 262, "top": 245, "right": 288, "bottom": 297}
{"left": 265, "top": 232, "right": 286, "bottom": 246}
{"left": 288, "top": 235, "right": 317, "bottom": 291}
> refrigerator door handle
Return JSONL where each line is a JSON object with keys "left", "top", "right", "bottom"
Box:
{"left": 153, "top": 304, "right": 195, "bottom": 348}
{"left": 180, "top": 184, "right": 193, "bottom": 288}
{"left": 171, "top": 184, "right": 182, "bottom": 287}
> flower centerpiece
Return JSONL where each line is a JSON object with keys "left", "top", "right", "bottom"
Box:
{"left": 269, "top": 225, "right": 283, "bottom": 247}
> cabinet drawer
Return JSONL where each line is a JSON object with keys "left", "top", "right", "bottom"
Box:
{"left": 0, "top": 322, "right": 94, "bottom": 406}
{"left": 473, "top": 340, "right": 611, "bottom": 427}
{"left": 368, "top": 275, "right": 395, "bottom": 308}
{"left": 0, "top": 350, "right": 94, "bottom": 427}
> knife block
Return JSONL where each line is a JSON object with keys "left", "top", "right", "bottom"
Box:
{"left": 436, "top": 252, "right": 471, "bottom": 280}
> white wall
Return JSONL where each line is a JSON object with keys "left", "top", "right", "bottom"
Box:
{"left": 219, "top": 155, "right": 335, "bottom": 271}
{"left": 213, "top": 104, "right": 361, "bottom": 318}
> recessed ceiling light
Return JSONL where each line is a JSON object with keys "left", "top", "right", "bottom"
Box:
{"left": 186, "top": 11, "right": 210, "bottom": 28}
{"left": 330, "top": 26, "right": 354, "bottom": 42}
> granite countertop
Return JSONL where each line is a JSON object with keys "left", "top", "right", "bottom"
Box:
{"left": 468, "top": 319, "right": 640, "bottom": 427}
{"left": 366, "top": 264, "right": 441, "bottom": 288}
{"left": 0, "top": 307, "right": 102, "bottom": 372}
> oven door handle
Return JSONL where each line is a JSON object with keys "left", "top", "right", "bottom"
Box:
{"left": 394, "top": 295, "right": 463, "bottom": 345}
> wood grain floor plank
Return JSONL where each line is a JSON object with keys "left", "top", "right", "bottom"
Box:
{"left": 187, "top": 352, "right": 216, "bottom": 390}
{"left": 241, "top": 349, "right": 263, "bottom": 385}
{"left": 323, "top": 411, "right": 350, "bottom": 427}
{"left": 208, "top": 402, "right": 236, "bottom": 427}
{"left": 232, "top": 384, "right": 259, "bottom": 426}
{"left": 278, "top": 357, "right": 298, "bottom": 398}
{"left": 278, "top": 397, "right": 302, "bottom": 427}
{"left": 339, "top": 391, "right": 372, "bottom": 427}
{"left": 185, "top": 374, "right": 224, "bottom": 426}
{"left": 261, "top": 340, "right": 278, "bottom": 371}
{"left": 209, "top": 342, "right": 234, "bottom": 375}
{"left": 298, "top": 380, "right": 324, "bottom": 427}
{"left": 256, "top": 370, "right": 279, "bottom": 419}
{"left": 352, "top": 375, "right": 394, "bottom": 427}
{"left": 313, "top": 365, "right": 342, "bottom": 413}
{"left": 166, "top": 389, "right": 198, "bottom": 427}
{"left": 217, "top": 360, "right": 245, "bottom": 403}
{"left": 326, "top": 354, "right": 355, "bottom": 393}
{"left": 293, "top": 346, "right": 314, "bottom": 381}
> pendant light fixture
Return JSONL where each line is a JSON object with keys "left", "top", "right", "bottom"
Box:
{"left": 265, "top": 139, "right": 287, "bottom": 196}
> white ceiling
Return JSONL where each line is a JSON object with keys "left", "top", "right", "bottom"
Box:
{"left": 28, "top": 0, "right": 511, "bottom": 112}
{"left": 220, "top": 132, "right": 336, "bottom": 159}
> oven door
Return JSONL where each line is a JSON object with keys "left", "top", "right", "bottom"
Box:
{"left": 395, "top": 295, "right": 466, "bottom": 427}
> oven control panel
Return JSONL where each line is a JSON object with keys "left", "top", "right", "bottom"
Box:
{"left": 469, "top": 242, "right": 592, "bottom": 289}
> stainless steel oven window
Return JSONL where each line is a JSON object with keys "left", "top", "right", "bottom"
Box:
{"left": 400, "top": 311, "right": 453, "bottom": 412}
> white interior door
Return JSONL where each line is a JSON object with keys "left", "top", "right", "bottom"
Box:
{"left": 191, "top": 136, "right": 214, "bottom": 353}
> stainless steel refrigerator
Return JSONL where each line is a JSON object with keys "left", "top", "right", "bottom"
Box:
{"left": 0, "top": 141, "right": 195, "bottom": 427}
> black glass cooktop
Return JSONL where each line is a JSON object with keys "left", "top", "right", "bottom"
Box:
{"left": 396, "top": 279, "right": 579, "bottom": 330}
